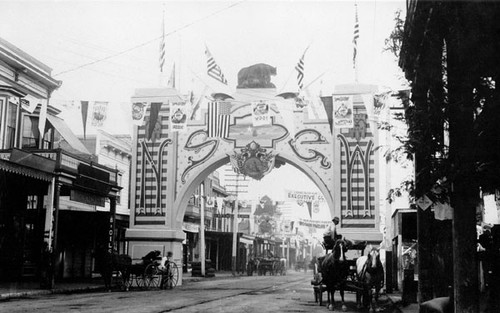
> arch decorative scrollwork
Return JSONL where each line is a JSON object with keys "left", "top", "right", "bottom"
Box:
{"left": 181, "top": 130, "right": 219, "bottom": 183}
{"left": 288, "top": 129, "right": 331, "bottom": 169}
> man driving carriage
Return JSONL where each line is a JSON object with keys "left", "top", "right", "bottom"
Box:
{"left": 323, "top": 216, "right": 341, "bottom": 251}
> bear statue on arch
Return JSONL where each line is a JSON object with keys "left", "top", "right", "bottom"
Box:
{"left": 237, "top": 63, "right": 277, "bottom": 89}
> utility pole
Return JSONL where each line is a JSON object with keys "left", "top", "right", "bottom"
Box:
{"left": 200, "top": 182, "right": 206, "bottom": 277}
{"left": 232, "top": 173, "right": 239, "bottom": 276}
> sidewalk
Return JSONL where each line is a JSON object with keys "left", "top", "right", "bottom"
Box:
{"left": 0, "top": 271, "right": 242, "bottom": 301}
{"left": 385, "top": 292, "right": 419, "bottom": 313}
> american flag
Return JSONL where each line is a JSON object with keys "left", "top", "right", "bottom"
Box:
{"left": 159, "top": 16, "right": 166, "bottom": 72}
{"left": 207, "top": 101, "right": 231, "bottom": 138}
{"left": 205, "top": 47, "right": 228, "bottom": 85}
{"left": 353, "top": 4, "right": 360, "bottom": 69}
{"left": 295, "top": 47, "right": 308, "bottom": 90}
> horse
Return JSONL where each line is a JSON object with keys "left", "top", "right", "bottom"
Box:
{"left": 94, "top": 248, "right": 132, "bottom": 291}
{"left": 356, "top": 247, "right": 385, "bottom": 312}
{"left": 318, "top": 239, "right": 350, "bottom": 311}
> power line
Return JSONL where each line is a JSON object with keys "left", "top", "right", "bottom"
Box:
{"left": 54, "top": 1, "right": 245, "bottom": 77}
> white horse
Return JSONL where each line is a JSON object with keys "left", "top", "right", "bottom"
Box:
{"left": 356, "top": 247, "right": 384, "bottom": 313}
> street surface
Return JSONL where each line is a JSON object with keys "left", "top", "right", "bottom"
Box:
{"left": 1, "top": 271, "right": 400, "bottom": 313}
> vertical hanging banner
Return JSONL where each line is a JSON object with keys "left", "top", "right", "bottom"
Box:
{"left": 91, "top": 101, "right": 108, "bottom": 127}
{"left": 333, "top": 95, "right": 354, "bottom": 129}
{"left": 81, "top": 101, "right": 89, "bottom": 139}
{"left": 170, "top": 101, "right": 188, "bottom": 132}
{"left": 21, "top": 95, "right": 40, "bottom": 113}
{"left": 131, "top": 102, "right": 147, "bottom": 126}
{"left": 252, "top": 101, "right": 271, "bottom": 126}
{"left": 38, "top": 99, "right": 48, "bottom": 139}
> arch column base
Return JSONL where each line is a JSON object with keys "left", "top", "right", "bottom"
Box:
{"left": 125, "top": 228, "right": 185, "bottom": 285}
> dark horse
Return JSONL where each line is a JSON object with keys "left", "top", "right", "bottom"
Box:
{"left": 94, "top": 248, "right": 132, "bottom": 291}
{"left": 356, "top": 247, "right": 384, "bottom": 312}
{"left": 318, "top": 239, "right": 350, "bottom": 311}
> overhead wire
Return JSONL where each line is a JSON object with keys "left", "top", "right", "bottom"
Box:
{"left": 53, "top": 0, "right": 246, "bottom": 77}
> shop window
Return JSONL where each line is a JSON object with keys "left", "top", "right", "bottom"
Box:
{"left": 21, "top": 115, "right": 54, "bottom": 149}
{"left": 27, "top": 195, "right": 37, "bottom": 210}
{"left": 22, "top": 116, "right": 40, "bottom": 148}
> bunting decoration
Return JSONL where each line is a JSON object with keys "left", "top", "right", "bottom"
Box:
{"left": 207, "top": 101, "right": 231, "bottom": 138}
{"left": 190, "top": 86, "right": 209, "bottom": 120}
{"left": 21, "top": 95, "right": 40, "bottom": 114}
{"left": 80, "top": 100, "right": 89, "bottom": 139}
{"left": 159, "top": 14, "right": 166, "bottom": 72}
{"left": 295, "top": 47, "right": 309, "bottom": 90}
{"left": 353, "top": 3, "right": 360, "bottom": 70}
{"left": 205, "top": 46, "right": 228, "bottom": 85}
{"left": 132, "top": 102, "right": 148, "bottom": 125}
{"left": 251, "top": 101, "right": 271, "bottom": 126}
{"left": 38, "top": 99, "right": 48, "bottom": 140}
{"left": 300, "top": 88, "right": 328, "bottom": 120}
{"left": 333, "top": 95, "right": 354, "bottom": 128}
{"left": 373, "top": 91, "right": 391, "bottom": 116}
{"left": 91, "top": 101, "right": 108, "bottom": 127}
{"left": 146, "top": 103, "right": 162, "bottom": 142}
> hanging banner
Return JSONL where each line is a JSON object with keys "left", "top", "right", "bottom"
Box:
{"left": 91, "top": 101, "right": 108, "bottom": 127}
{"left": 170, "top": 101, "right": 188, "bottom": 132}
{"left": 285, "top": 189, "right": 325, "bottom": 202}
{"left": 298, "top": 218, "right": 330, "bottom": 229}
{"left": 132, "top": 102, "right": 148, "bottom": 126}
{"left": 252, "top": 100, "right": 271, "bottom": 126}
{"left": 333, "top": 95, "right": 354, "bottom": 128}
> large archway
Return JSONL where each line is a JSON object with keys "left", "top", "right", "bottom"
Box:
{"left": 126, "top": 83, "right": 383, "bottom": 284}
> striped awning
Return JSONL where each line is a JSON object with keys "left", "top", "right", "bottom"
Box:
{"left": 0, "top": 159, "right": 53, "bottom": 181}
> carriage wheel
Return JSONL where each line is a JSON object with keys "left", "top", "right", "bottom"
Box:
{"left": 144, "top": 263, "right": 161, "bottom": 288}
{"left": 161, "top": 262, "right": 179, "bottom": 289}
{"left": 123, "top": 273, "right": 134, "bottom": 290}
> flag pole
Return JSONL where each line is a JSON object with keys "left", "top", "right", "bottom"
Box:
{"left": 159, "top": 5, "right": 166, "bottom": 86}
{"left": 232, "top": 173, "right": 239, "bottom": 276}
{"left": 353, "top": 2, "right": 360, "bottom": 83}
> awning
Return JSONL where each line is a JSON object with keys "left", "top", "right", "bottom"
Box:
{"left": 182, "top": 222, "right": 199, "bottom": 233}
{"left": 0, "top": 159, "right": 53, "bottom": 181}
{"left": 46, "top": 114, "right": 90, "bottom": 154}
{"left": 240, "top": 236, "right": 254, "bottom": 245}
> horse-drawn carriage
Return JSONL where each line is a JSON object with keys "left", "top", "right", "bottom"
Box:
{"left": 311, "top": 239, "right": 384, "bottom": 312}
{"left": 96, "top": 249, "right": 179, "bottom": 291}
{"left": 125, "top": 250, "right": 179, "bottom": 290}
{"left": 246, "top": 254, "right": 286, "bottom": 276}
{"left": 255, "top": 256, "right": 283, "bottom": 276}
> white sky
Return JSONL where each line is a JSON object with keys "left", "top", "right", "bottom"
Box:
{"left": 2, "top": 0, "right": 407, "bottom": 222}
{"left": 2, "top": 0, "right": 405, "bottom": 133}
